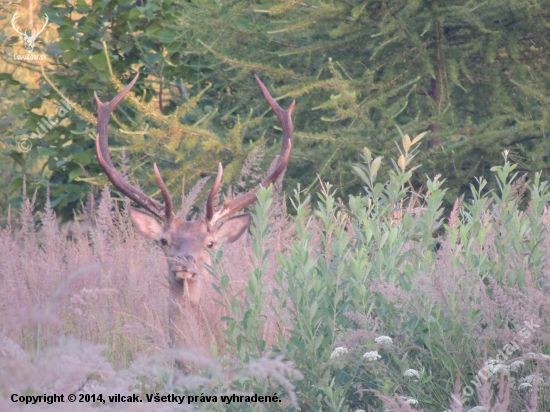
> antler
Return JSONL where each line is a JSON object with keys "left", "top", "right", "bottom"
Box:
{"left": 11, "top": 12, "right": 24, "bottom": 37}
{"left": 95, "top": 73, "right": 173, "bottom": 227}
{"left": 206, "top": 75, "right": 295, "bottom": 228}
{"left": 95, "top": 73, "right": 294, "bottom": 230}
{"left": 31, "top": 14, "right": 48, "bottom": 39}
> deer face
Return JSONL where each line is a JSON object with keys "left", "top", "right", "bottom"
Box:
{"left": 94, "top": 73, "right": 294, "bottom": 345}
{"left": 129, "top": 208, "right": 250, "bottom": 287}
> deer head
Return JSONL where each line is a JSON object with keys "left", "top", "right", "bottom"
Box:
{"left": 11, "top": 11, "right": 48, "bottom": 54}
{"left": 95, "top": 74, "right": 295, "bottom": 348}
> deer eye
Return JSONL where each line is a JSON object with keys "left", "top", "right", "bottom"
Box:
{"left": 160, "top": 238, "right": 168, "bottom": 246}
{"left": 206, "top": 241, "right": 215, "bottom": 249}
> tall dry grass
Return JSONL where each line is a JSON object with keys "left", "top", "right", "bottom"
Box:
{"left": 1, "top": 183, "right": 168, "bottom": 366}
{"left": 0, "top": 177, "right": 299, "bottom": 411}
{"left": 3, "top": 144, "right": 550, "bottom": 411}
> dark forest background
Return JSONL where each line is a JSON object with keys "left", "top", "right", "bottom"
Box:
{"left": 1, "top": 0, "right": 550, "bottom": 218}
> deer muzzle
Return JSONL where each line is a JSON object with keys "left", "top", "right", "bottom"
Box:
{"left": 172, "top": 255, "right": 198, "bottom": 280}
{"left": 174, "top": 270, "right": 195, "bottom": 280}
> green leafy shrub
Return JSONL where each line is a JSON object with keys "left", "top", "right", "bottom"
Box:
{"left": 1, "top": 134, "right": 550, "bottom": 411}
{"left": 218, "top": 134, "right": 550, "bottom": 410}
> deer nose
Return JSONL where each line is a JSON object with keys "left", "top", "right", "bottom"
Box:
{"left": 182, "top": 254, "right": 195, "bottom": 264}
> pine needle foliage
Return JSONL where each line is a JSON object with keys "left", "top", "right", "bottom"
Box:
{"left": 4, "top": 0, "right": 550, "bottom": 216}
{"left": 1, "top": 0, "right": 273, "bottom": 219}
{"left": 162, "top": 0, "right": 550, "bottom": 206}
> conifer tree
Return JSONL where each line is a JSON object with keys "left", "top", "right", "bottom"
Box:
{"left": 4, "top": 0, "right": 550, "bottom": 215}
{"left": 175, "top": 0, "right": 550, "bottom": 202}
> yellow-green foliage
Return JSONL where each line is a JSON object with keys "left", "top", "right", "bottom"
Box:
{"left": 2, "top": 137, "right": 550, "bottom": 410}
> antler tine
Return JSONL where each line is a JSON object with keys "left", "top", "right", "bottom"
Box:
{"left": 206, "top": 163, "right": 223, "bottom": 222}
{"left": 207, "top": 75, "right": 295, "bottom": 227}
{"left": 154, "top": 163, "right": 173, "bottom": 227}
{"left": 11, "top": 12, "right": 24, "bottom": 36}
{"left": 37, "top": 14, "right": 48, "bottom": 35}
{"left": 95, "top": 73, "right": 167, "bottom": 220}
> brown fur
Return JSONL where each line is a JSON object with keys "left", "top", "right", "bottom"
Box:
{"left": 128, "top": 208, "right": 250, "bottom": 349}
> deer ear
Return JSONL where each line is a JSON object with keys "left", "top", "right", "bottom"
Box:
{"left": 215, "top": 214, "right": 251, "bottom": 243}
{"left": 128, "top": 207, "right": 164, "bottom": 240}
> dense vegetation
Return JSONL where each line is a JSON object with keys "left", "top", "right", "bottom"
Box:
{"left": 1, "top": 141, "right": 550, "bottom": 410}
{"left": 2, "top": 1, "right": 550, "bottom": 410}
{"left": 2, "top": 0, "right": 550, "bottom": 219}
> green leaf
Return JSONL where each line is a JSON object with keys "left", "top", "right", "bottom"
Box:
{"left": 221, "top": 274, "right": 229, "bottom": 289}
{"left": 156, "top": 29, "right": 175, "bottom": 43}
{"left": 352, "top": 165, "right": 369, "bottom": 184}
{"left": 10, "top": 105, "right": 26, "bottom": 116}
{"left": 0, "top": 73, "right": 20, "bottom": 85}
{"left": 69, "top": 169, "right": 85, "bottom": 181}
{"left": 73, "top": 152, "right": 91, "bottom": 166}
{"left": 146, "top": 23, "right": 162, "bottom": 36}
{"left": 128, "top": 7, "right": 143, "bottom": 19}
{"left": 90, "top": 53, "right": 107, "bottom": 71}
{"left": 37, "top": 148, "right": 58, "bottom": 157}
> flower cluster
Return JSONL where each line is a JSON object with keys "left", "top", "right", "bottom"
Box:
{"left": 403, "top": 369, "right": 421, "bottom": 379}
{"left": 362, "top": 351, "right": 381, "bottom": 362}
{"left": 330, "top": 347, "right": 348, "bottom": 359}
{"left": 374, "top": 335, "right": 393, "bottom": 348}
{"left": 467, "top": 407, "right": 487, "bottom": 412}
{"left": 509, "top": 360, "right": 524, "bottom": 372}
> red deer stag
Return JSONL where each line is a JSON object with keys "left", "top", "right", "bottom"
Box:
{"left": 95, "top": 73, "right": 295, "bottom": 350}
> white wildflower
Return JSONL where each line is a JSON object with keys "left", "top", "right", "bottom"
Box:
{"left": 518, "top": 382, "right": 532, "bottom": 390}
{"left": 482, "top": 358, "right": 508, "bottom": 376}
{"left": 491, "top": 363, "right": 509, "bottom": 375}
{"left": 404, "top": 397, "right": 418, "bottom": 405}
{"left": 362, "top": 351, "right": 381, "bottom": 361}
{"left": 467, "top": 407, "right": 487, "bottom": 412}
{"left": 521, "top": 374, "right": 534, "bottom": 384}
{"left": 509, "top": 360, "right": 524, "bottom": 372}
{"left": 403, "top": 369, "right": 421, "bottom": 379}
{"left": 521, "top": 374, "right": 544, "bottom": 385}
{"left": 330, "top": 347, "right": 348, "bottom": 359}
{"left": 375, "top": 335, "right": 393, "bottom": 347}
